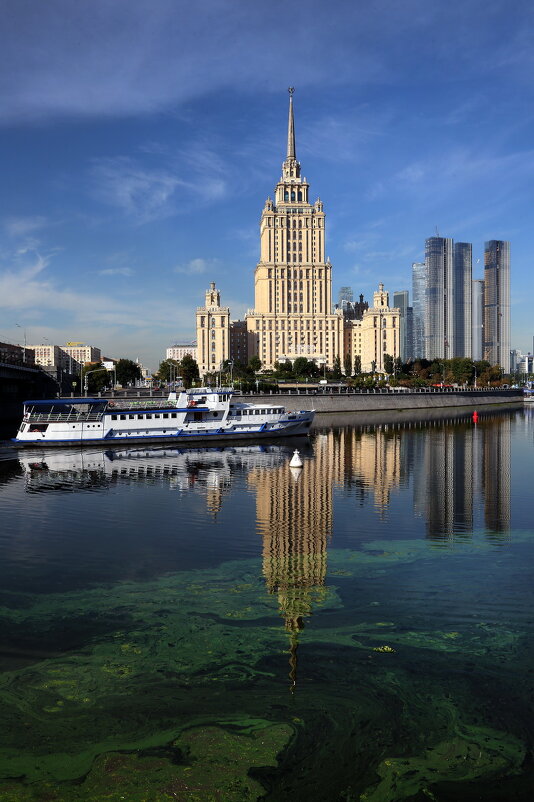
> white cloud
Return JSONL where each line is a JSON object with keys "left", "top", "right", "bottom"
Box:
{"left": 91, "top": 145, "right": 228, "bottom": 222}
{"left": 98, "top": 267, "right": 134, "bottom": 277}
{"left": 174, "top": 258, "right": 218, "bottom": 276}
{"left": 3, "top": 216, "right": 48, "bottom": 237}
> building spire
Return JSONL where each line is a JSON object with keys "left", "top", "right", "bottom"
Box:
{"left": 287, "top": 87, "right": 296, "bottom": 160}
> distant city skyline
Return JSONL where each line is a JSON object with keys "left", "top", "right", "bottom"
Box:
{"left": 1, "top": 0, "right": 533, "bottom": 370}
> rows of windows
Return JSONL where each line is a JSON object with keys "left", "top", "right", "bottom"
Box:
{"left": 111, "top": 412, "right": 178, "bottom": 421}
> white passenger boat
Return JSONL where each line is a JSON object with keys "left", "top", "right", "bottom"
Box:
{"left": 13, "top": 387, "right": 315, "bottom": 446}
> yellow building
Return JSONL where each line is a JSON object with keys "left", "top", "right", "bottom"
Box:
{"left": 195, "top": 282, "right": 230, "bottom": 376}
{"left": 344, "top": 284, "right": 400, "bottom": 374}
{"left": 245, "top": 89, "right": 344, "bottom": 370}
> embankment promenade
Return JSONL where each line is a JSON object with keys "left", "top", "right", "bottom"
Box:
{"left": 234, "top": 387, "right": 523, "bottom": 414}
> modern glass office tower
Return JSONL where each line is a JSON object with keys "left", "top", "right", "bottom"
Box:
{"left": 453, "top": 242, "right": 472, "bottom": 357}
{"left": 472, "top": 279, "right": 484, "bottom": 361}
{"left": 411, "top": 262, "right": 426, "bottom": 359}
{"left": 483, "top": 240, "right": 510, "bottom": 372}
{"left": 424, "top": 237, "right": 454, "bottom": 361}
{"left": 393, "top": 290, "right": 412, "bottom": 361}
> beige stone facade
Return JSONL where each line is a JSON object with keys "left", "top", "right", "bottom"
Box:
{"left": 344, "top": 284, "right": 400, "bottom": 373}
{"left": 196, "top": 283, "right": 230, "bottom": 375}
{"left": 245, "top": 90, "right": 344, "bottom": 370}
{"left": 166, "top": 344, "right": 198, "bottom": 363}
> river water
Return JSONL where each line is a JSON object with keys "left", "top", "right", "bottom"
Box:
{"left": 0, "top": 406, "right": 533, "bottom": 801}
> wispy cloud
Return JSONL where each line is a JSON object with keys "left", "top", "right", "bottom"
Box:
{"left": 98, "top": 267, "right": 134, "bottom": 277}
{"left": 91, "top": 143, "right": 228, "bottom": 222}
{"left": 174, "top": 258, "right": 218, "bottom": 276}
{"left": 3, "top": 216, "right": 48, "bottom": 237}
{"left": 6, "top": 0, "right": 528, "bottom": 126}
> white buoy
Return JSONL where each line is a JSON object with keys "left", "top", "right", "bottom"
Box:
{"left": 289, "top": 466, "right": 302, "bottom": 482}
{"left": 289, "top": 449, "right": 303, "bottom": 468}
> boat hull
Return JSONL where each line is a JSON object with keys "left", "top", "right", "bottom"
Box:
{"left": 12, "top": 419, "right": 313, "bottom": 447}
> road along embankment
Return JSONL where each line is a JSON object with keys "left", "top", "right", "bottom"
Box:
{"left": 234, "top": 388, "right": 523, "bottom": 414}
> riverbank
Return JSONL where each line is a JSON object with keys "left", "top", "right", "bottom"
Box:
{"left": 234, "top": 387, "right": 523, "bottom": 413}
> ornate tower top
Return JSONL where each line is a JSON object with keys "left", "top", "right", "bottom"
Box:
{"left": 282, "top": 88, "right": 301, "bottom": 181}
{"left": 287, "top": 87, "right": 296, "bottom": 160}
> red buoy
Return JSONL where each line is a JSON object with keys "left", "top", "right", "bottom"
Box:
{"left": 472, "top": 411, "right": 479, "bottom": 423}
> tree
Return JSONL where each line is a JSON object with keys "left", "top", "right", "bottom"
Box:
{"left": 248, "top": 355, "right": 262, "bottom": 373}
{"left": 157, "top": 359, "right": 180, "bottom": 383}
{"left": 332, "top": 355, "right": 342, "bottom": 381}
{"left": 81, "top": 362, "right": 110, "bottom": 394}
{"left": 383, "top": 354, "right": 394, "bottom": 375}
{"left": 179, "top": 354, "right": 200, "bottom": 388}
{"left": 353, "top": 355, "right": 361, "bottom": 375}
{"left": 344, "top": 353, "right": 352, "bottom": 377}
{"left": 115, "top": 358, "right": 141, "bottom": 387}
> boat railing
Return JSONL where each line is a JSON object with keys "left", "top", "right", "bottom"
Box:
{"left": 25, "top": 412, "right": 104, "bottom": 423}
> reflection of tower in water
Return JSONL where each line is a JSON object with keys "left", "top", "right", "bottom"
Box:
{"left": 482, "top": 416, "right": 511, "bottom": 536}
{"left": 412, "top": 415, "right": 511, "bottom": 541}
{"left": 248, "top": 436, "right": 333, "bottom": 690}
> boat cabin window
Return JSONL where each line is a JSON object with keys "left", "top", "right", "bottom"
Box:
{"left": 146, "top": 414, "right": 152, "bottom": 419}
{"left": 163, "top": 413, "right": 169, "bottom": 419}
{"left": 120, "top": 415, "right": 126, "bottom": 420}
{"left": 111, "top": 415, "right": 117, "bottom": 420}
{"left": 171, "top": 413, "right": 177, "bottom": 418}
{"left": 194, "top": 411, "right": 203, "bottom": 422}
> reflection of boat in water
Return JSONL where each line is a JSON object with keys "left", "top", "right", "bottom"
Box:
{"left": 18, "top": 442, "right": 310, "bottom": 494}
{"left": 14, "top": 387, "right": 314, "bottom": 446}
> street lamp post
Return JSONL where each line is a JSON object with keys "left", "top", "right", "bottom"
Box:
{"left": 15, "top": 324, "right": 27, "bottom": 363}
{"left": 83, "top": 367, "right": 109, "bottom": 397}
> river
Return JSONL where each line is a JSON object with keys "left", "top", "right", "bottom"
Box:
{"left": 0, "top": 406, "right": 533, "bottom": 800}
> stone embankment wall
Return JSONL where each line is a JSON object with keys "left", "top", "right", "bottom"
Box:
{"left": 234, "top": 388, "right": 523, "bottom": 414}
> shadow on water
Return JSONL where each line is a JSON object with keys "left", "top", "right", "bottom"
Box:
{"left": 0, "top": 408, "right": 534, "bottom": 800}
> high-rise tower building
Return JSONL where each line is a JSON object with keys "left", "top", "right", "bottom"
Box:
{"left": 453, "top": 242, "right": 472, "bottom": 358}
{"left": 411, "top": 262, "right": 426, "bottom": 359}
{"left": 471, "top": 279, "right": 484, "bottom": 361}
{"left": 393, "top": 290, "right": 412, "bottom": 362}
{"left": 483, "top": 240, "right": 510, "bottom": 372}
{"left": 246, "top": 89, "right": 344, "bottom": 369}
{"left": 424, "top": 236, "right": 454, "bottom": 361}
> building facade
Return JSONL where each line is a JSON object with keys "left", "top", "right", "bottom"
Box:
{"left": 453, "top": 242, "right": 472, "bottom": 358}
{"left": 424, "top": 236, "right": 454, "bottom": 360}
{"left": 411, "top": 261, "right": 426, "bottom": 359}
{"left": 359, "top": 284, "right": 400, "bottom": 372}
{"left": 483, "top": 240, "right": 510, "bottom": 372}
{"left": 245, "top": 89, "right": 344, "bottom": 370}
{"left": 166, "top": 343, "right": 198, "bottom": 362}
{"left": 196, "top": 282, "right": 231, "bottom": 375}
{"left": 393, "top": 290, "right": 412, "bottom": 362}
{"left": 471, "top": 279, "right": 484, "bottom": 361}
{"left": 62, "top": 344, "right": 101, "bottom": 365}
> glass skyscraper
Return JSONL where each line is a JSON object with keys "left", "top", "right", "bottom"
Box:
{"left": 393, "top": 290, "right": 412, "bottom": 361}
{"left": 471, "top": 279, "right": 484, "bottom": 361}
{"left": 483, "top": 240, "right": 510, "bottom": 372}
{"left": 424, "top": 237, "right": 454, "bottom": 361}
{"left": 411, "top": 262, "right": 426, "bottom": 359}
{"left": 453, "top": 242, "right": 472, "bottom": 358}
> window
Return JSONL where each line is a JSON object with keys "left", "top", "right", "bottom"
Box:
{"left": 146, "top": 414, "right": 152, "bottom": 419}
{"left": 120, "top": 415, "right": 126, "bottom": 420}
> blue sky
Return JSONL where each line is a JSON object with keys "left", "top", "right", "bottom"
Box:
{"left": 1, "top": 0, "right": 533, "bottom": 371}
